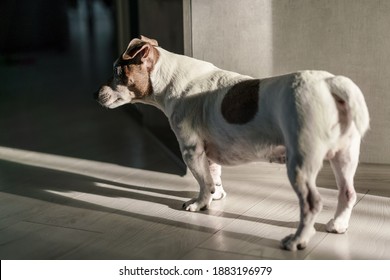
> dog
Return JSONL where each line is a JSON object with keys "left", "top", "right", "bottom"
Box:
{"left": 96, "top": 36, "right": 369, "bottom": 251}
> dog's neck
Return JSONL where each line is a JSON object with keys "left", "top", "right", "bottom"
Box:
{"left": 144, "top": 47, "right": 251, "bottom": 117}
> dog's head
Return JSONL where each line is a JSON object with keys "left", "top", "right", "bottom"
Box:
{"left": 95, "top": 36, "right": 159, "bottom": 108}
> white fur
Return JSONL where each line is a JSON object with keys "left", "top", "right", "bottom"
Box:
{"left": 100, "top": 45, "right": 370, "bottom": 251}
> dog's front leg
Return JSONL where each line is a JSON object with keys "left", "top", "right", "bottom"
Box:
{"left": 181, "top": 142, "right": 215, "bottom": 212}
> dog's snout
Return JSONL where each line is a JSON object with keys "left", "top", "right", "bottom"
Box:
{"left": 93, "top": 90, "right": 100, "bottom": 100}
{"left": 94, "top": 87, "right": 110, "bottom": 105}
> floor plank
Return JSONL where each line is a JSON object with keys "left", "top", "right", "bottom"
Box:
{"left": 1, "top": 145, "right": 389, "bottom": 259}
{"left": 306, "top": 192, "right": 390, "bottom": 259}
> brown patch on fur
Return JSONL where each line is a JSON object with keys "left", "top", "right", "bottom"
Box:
{"left": 126, "top": 64, "right": 152, "bottom": 98}
{"left": 221, "top": 79, "right": 260, "bottom": 124}
{"left": 113, "top": 44, "right": 160, "bottom": 100}
{"left": 146, "top": 45, "right": 160, "bottom": 73}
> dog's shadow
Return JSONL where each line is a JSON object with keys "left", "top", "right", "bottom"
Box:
{"left": 1, "top": 158, "right": 327, "bottom": 257}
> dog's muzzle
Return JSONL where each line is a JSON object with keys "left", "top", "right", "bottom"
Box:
{"left": 95, "top": 85, "right": 132, "bottom": 109}
{"left": 95, "top": 86, "right": 112, "bottom": 107}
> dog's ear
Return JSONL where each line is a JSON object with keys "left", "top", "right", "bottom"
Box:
{"left": 140, "top": 35, "right": 158, "bottom": 47}
{"left": 122, "top": 36, "right": 158, "bottom": 61}
{"left": 122, "top": 38, "right": 144, "bottom": 60}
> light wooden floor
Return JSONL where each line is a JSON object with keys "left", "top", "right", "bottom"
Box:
{"left": 0, "top": 115, "right": 389, "bottom": 260}
{"left": 1, "top": 1, "right": 389, "bottom": 260}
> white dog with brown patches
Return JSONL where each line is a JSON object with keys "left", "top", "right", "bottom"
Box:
{"left": 96, "top": 36, "right": 369, "bottom": 251}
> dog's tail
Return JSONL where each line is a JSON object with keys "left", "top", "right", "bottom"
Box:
{"left": 326, "top": 76, "right": 370, "bottom": 137}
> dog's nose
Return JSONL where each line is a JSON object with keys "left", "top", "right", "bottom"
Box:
{"left": 93, "top": 90, "right": 100, "bottom": 100}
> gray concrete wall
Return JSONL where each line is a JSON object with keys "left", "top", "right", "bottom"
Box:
{"left": 191, "top": 0, "right": 390, "bottom": 164}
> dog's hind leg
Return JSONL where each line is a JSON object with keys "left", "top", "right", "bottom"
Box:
{"left": 208, "top": 161, "right": 227, "bottom": 200}
{"left": 326, "top": 131, "right": 360, "bottom": 233}
{"left": 281, "top": 147, "right": 324, "bottom": 251}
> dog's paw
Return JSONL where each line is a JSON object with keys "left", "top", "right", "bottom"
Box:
{"left": 212, "top": 184, "right": 227, "bottom": 200}
{"left": 268, "top": 145, "right": 287, "bottom": 164}
{"left": 270, "top": 155, "right": 286, "bottom": 164}
{"left": 281, "top": 234, "right": 307, "bottom": 251}
{"left": 326, "top": 219, "right": 348, "bottom": 234}
{"left": 281, "top": 228, "right": 315, "bottom": 251}
{"left": 183, "top": 197, "right": 212, "bottom": 212}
